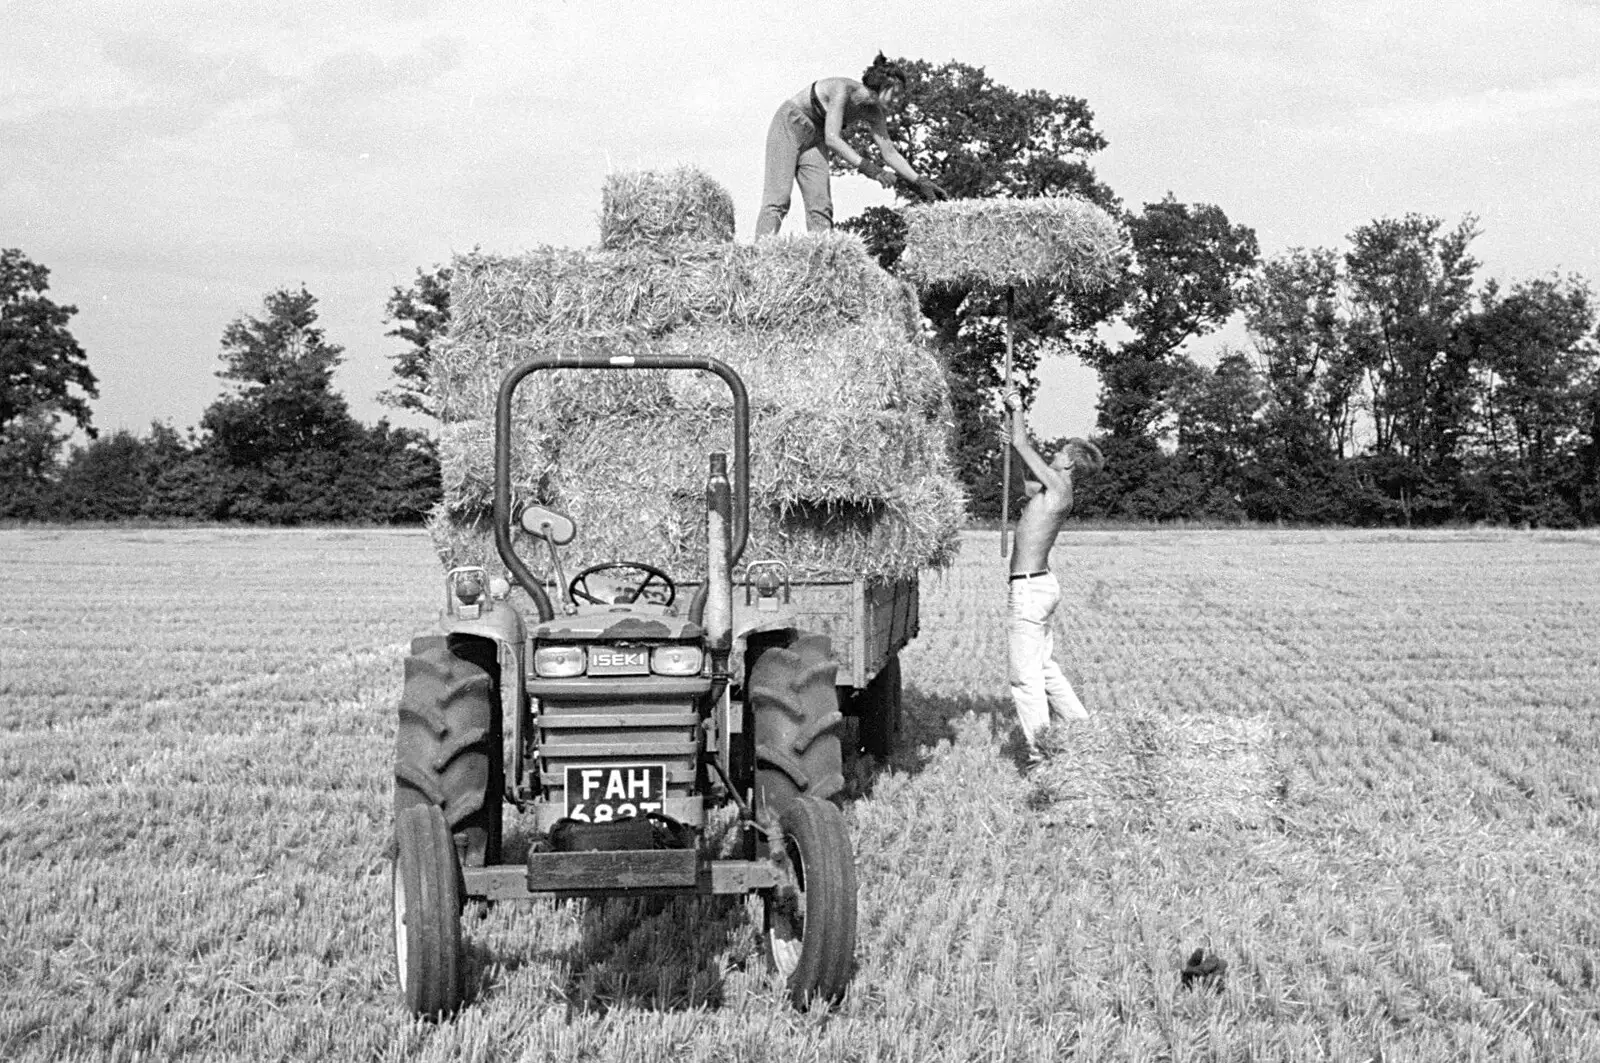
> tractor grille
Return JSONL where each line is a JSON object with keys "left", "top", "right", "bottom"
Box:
{"left": 528, "top": 676, "right": 710, "bottom": 833}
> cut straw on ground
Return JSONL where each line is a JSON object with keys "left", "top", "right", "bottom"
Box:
{"left": 1027, "top": 711, "right": 1278, "bottom": 831}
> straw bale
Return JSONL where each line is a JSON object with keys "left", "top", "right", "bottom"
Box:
{"left": 435, "top": 320, "right": 947, "bottom": 429}
{"left": 653, "top": 323, "right": 948, "bottom": 417}
{"left": 433, "top": 400, "right": 962, "bottom": 577}
{"left": 599, "top": 166, "right": 735, "bottom": 250}
{"left": 444, "top": 232, "right": 909, "bottom": 347}
{"left": 429, "top": 467, "right": 966, "bottom": 585}
{"left": 898, "top": 196, "right": 1128, "bottom": 292}
{"left": 1029, "top": 711, "right": 1276, "bottom": 830}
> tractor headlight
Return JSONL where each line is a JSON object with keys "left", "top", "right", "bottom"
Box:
{"left": 651, "top": 645, "right": 704, "bottom": 676}
{"left": 533, "top": 645, "right": 586, "bottom": 677}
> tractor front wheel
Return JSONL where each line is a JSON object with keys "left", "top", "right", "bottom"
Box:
{"left": 392, "top": 803, "right": 464, "bottom": 1019}
{"left": 749, "top": 632, "right": 844, "bottom": 816}
{"left": 764, "top": 794, "right": 858, "bottom": 1008}
{"left": 394, "top": 634, "right": 502, "bottom": 867}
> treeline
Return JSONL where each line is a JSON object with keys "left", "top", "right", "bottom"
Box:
{"left": 1061, "top": 216, "right": 1600, "bottom": 527}
{"left": 0, "top": 274, "right": 437, "bottom": 525}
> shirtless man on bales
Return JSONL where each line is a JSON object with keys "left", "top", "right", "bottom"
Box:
{"left": 1002, "top": 390, "right": 1104, "bottom": 766}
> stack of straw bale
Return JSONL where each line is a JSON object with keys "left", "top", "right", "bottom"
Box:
{"left": 429, "top": 167, "right": 967, "bottom": 583}
{"left": 1029, "top": 711, "right": 1277, "bottom": 831}
{"left": 898, "top": 195, "right": 1128, "bottom": 292}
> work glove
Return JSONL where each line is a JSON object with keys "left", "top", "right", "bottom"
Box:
{"left": 914, "top": 177, "right": 951, "bottom": 202}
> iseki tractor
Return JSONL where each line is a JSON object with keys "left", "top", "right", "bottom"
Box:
{"left": 389, "top": 351, "right": 880, "bottom": 1018}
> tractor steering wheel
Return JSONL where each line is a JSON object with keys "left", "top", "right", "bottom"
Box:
{"left": 569, "top": 562, "right": 677, "bottom": 607}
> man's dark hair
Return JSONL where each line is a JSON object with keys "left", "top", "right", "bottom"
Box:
{"left": 861, "top": 52, "right": 908, "bottom": 92}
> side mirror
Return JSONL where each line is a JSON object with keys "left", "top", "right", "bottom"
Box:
{"left": 518, "top": 504, "right": 576, "bottom": 545}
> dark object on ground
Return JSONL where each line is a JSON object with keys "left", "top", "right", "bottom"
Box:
{"left": 1181, "top": 947, "right": 1227, "bottom": 992}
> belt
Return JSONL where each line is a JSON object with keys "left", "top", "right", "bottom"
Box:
{"left": 1008, "top": 570, "right": 1051, "bottom": 581}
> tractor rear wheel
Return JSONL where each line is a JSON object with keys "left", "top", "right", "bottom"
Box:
{"left": 764, "top": 794, "right": 858, "bottom": 1008}
{"left": 750, "top": 632, "right": 844, "bottom": 817}
{"left": 394, "top": 634, "right": 502, "bottom": 867}
{"left": 392, "top": 803, "right": 464, "bottom": 1019}
{"left": 853, "top": 654, "right": 902, "bottom": 758}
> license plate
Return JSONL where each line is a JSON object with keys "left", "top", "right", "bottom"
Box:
{"left": 587, "top": 648, "right": 649, "bottom": 676}
{"left": 565, "top": 764, "right": 666, "bottom": 822}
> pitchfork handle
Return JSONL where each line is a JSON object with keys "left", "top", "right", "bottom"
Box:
{"left": 1000, "top": 286, "right": 1015, "bottom": 559}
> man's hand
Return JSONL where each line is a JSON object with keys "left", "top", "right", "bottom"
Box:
{"left": 1001, "top": 390, "right": 1029, "bottom": 444}
{"left": 915, "top": 177, "right": 951, "bottom": 201}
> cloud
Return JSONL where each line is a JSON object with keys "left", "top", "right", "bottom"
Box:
{"left": 1360, "top": 75, "right": 1600, "bottom": 135}
{"left": 0, "top": 33, "right": 282, "bottom": 176}
{"left": 276, "top": 38, "right": 465, "bottom": 158}
{"left": 99, "top": 32, "right": 278, "bottom": 99}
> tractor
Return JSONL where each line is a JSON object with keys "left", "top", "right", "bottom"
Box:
{"left": 389, "top": 350, "right": 871, "bottom": 1017}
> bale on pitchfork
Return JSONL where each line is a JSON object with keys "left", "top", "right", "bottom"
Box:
{"left": 897, "top": 195, "right": 1128, "bottom": 292}
{"left": 1028, "top": 711, "right": 1277, "bottom": 831}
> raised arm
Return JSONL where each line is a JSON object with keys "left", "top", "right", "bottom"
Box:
{"left": 1004, "top": 392, "right": 1072, "bottom": 500}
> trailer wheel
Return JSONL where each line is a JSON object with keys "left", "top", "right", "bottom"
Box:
{"left": 394, "top": 634, "right": 502, "bottom": 867}
{"left": 853, "top": 655, "right": 902, "bottom": 758}
{"left": 764, "top": 795, "right": 857, "bottom": 1008}
{"left": 750, "top": 632, "right": 844, "bottom": 816}
{"left": 392, "top": 803, "right": 464, "bottom": 1019}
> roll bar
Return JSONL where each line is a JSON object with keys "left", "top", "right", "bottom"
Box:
{"left": 493, "top": 351, "right": 751, "bottom": 622}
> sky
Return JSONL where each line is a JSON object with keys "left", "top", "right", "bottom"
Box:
{"left": 6, "top": 0, "right": 1600, "bottom": 444}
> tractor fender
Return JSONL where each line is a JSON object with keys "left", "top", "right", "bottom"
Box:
{"left": 734, "top": 607, "right": 799, "bottom": 645}
{"left": 437, "top": 603, "right": 526, "bottom": 802}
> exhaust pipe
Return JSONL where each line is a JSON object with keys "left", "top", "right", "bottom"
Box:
{"left": 704, "top": 452, "right": 733, "bottom": 661}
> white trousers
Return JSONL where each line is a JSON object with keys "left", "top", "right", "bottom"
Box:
{"left": 1007, "top": 572, "right": 1087, "bottom": 753}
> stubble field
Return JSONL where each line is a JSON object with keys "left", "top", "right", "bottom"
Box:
{"left": 1, "top": 526, "right": 1598, "bottom": 1062}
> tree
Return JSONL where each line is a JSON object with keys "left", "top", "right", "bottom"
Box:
{"left": 382, "top": 264, "right": 451, "bottom": 418}
{"left": 0, "top": 405, "right": 67, "bottom": 518}
{"left": 1245, "top": 246, "right": 1360, "bottom": 464}
{"left": 1344, "top": 214, "right": 1479, "bottom": 464}
{"left": 1459, "top": 274, "right": 1598, "bottom": 524}
{"left": 1, "top": 248, "right": 97, "bottom": 438}
{"left": 1085, "top": 196, "right": 1260, "bottom": 443}
{"left": 836, "top": 58, "right": 1122, "bottom": 505}
{"left": 199, "top": 286, "right": 365, "bottom": 522}
{"left": 203, "top": 287, "right": 357, "bottom": 469}
{"left": 1339, "top": 214, "right": 1481, "bottom": 525}
{"left": 1173, "top": 352, "right": 1264, "bottom": 479}
{"left": 55, "top": 430, "right": 150, "bottom": 520}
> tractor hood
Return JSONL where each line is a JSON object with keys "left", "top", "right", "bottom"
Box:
{"left": 532, "top": 606, "right": 704, "bottom": 642}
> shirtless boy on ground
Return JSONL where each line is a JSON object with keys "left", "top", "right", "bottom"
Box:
{"left": 1002, "top": 390, "right": 1102, "bottom": 765}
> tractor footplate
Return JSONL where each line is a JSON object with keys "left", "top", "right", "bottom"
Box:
{"left": 528, "top": 849, "right": 697, "bottom": 892}
{"left": 460, "top": 856, "right": 780, "bottom": 901}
